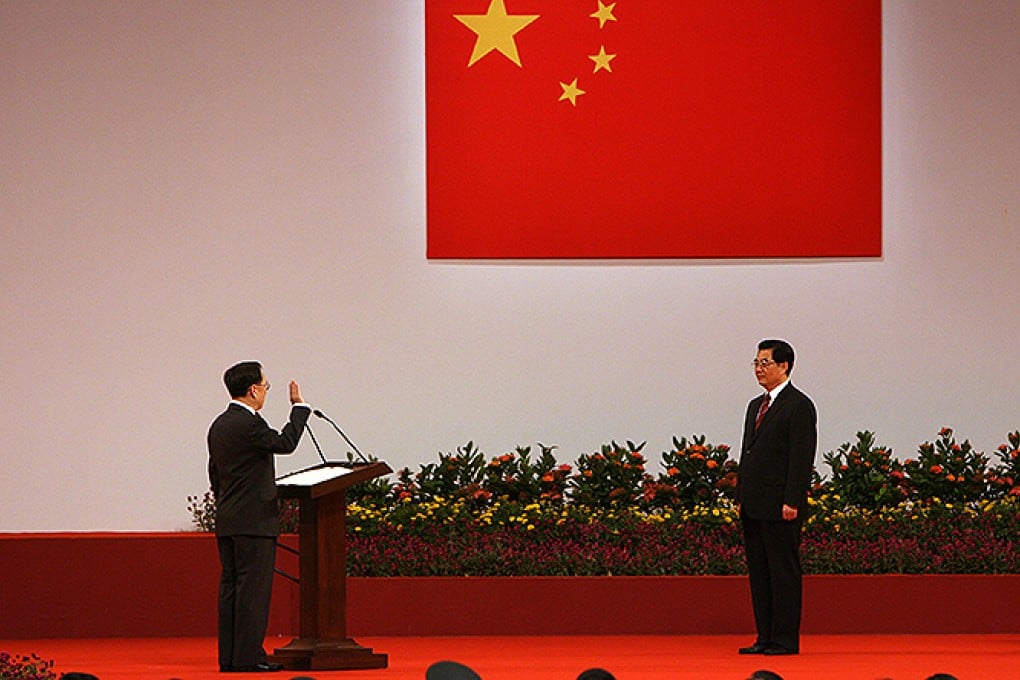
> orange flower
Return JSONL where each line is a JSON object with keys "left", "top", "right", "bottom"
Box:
{"left": 930, "top": 465, "right": 944, "bottom": 475}
{"left": 706, "top": 460, "right": 719, "bottom": 470}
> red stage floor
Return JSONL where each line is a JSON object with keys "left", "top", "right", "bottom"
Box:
{"left": 2, "top": 635, "right": 1016, "bottom": 680}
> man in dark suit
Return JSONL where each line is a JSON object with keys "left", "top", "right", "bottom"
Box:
{"left": 736, "top": 339, "right": 817, "bottom": 656}
{"left": 207, "top": 361, "right": 311, "bottom": 673}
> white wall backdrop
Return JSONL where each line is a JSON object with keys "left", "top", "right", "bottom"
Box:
{"left": 1, "top": 1, "right": 1017, "bottom": 531}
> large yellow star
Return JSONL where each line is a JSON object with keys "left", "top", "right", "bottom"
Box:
{"left": 589, "top": 45, "right": 616, "bottom": 74}
{"left": 590, "top": 1, "right": 617, "bottom": 29}
{"left": 558, "top": 78, "right": 586, "bottom": 106}
{"left": 454, "top": 0, "right": 539, "bottom": 67}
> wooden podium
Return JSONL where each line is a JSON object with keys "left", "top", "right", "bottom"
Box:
{"left": 270, "top": 461, "right": 391, "bottom": 670}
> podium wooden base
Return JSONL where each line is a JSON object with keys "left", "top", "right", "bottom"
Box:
{"left": 271, "top": 637, "right": 388, "bottom": 670}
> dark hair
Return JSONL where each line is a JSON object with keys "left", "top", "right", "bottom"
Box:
{"left": 223, "top": 361, "right": 263, "bottom": 398}
{"left": 758, "top": 339, "right": 795, "bottom": 374}
{"left": 748, "top": 671, "right": 784, "bottom": 680}
{"left": 577, "top": 670, "right": 616, "bottom": 680}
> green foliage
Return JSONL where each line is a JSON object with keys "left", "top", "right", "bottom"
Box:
{"left": 903, "top": 428, "right": 989, "bottom": 503}
{"left": 568, "top": 440, "right": 649, "bottom": 508}
{"left": 821, "top": 431, "right": 907, "bottom": 509}
{"left": 185, "top": 490, "right": 216, "bottom": 532}
{"left": 406, "top": 441, "right": 489, "bottom": 502}
{"left": 987, "top": 430, "right": 1020, "bottom": 500}
{"left": 481, "top": 444, "right": 571, "bottom": 504}
{"left": 651, "top": 434, "right": 737, "bottom": 510}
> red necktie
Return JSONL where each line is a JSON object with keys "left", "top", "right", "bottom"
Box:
{"left": 754, "top": 393, "right": 771, "bottom": 430}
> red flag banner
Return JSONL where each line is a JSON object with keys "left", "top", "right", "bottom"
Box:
{"left": 426, "top": 0, "right": 881, "bottom": 259}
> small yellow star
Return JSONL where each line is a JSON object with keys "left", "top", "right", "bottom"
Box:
{"left": 455, "top": 0, "right": 539, "bottom": 68}
{"left": 589, "top": 45, "right": 616, "bottom": 73}
{"left": 559, "top": 78, "right": 586, "bottom": 106}
{"left": 590, "top": 1, "right": 617, "bottom": 29}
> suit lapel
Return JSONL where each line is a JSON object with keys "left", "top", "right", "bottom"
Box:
{"left": 747, "top": 385, "right": 796, "bottom": 445}
{"left": 745, "top": 394, "right": 765, "bottom": 445}
{"left": 758, "top": 386, "right": 794, "bottom": 431}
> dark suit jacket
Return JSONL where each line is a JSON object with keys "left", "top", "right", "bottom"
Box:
{"left": 736, "top": 383, "right": 817, "bottom": 521}
{"left": 207, "top": 402, "right": 310, "bottom": 537}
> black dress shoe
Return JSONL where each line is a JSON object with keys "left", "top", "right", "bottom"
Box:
{"left": 738, "top": 643, "right": 770, "bottom": 654}
{"left": 763, "top": 646, "right": 798, "bottom": 656}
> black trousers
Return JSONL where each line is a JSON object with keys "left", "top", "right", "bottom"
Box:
{"left": 741, "top": 514, "right": 804, "bottom": 651}
{"left": 217, "top": 535, "right": 276, "bottom": 669}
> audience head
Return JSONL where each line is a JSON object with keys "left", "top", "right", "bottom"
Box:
{"left": 577, "top": 670, "right": 616, "bottom": 680}
{"left": 425, "top": 660, "right": 482, "bottom": 680}
{"left": 747, "top": 671, "right": 784, "bottom": 680}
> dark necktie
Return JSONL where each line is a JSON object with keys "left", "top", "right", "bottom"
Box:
{"left": 754, "top": 393, "right": 771, "bottom": 431}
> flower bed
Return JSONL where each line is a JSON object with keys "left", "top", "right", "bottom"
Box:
{"left": 188, "top": 429, "right": 1020, "bottom": 575}
{"left": 340, "top": 496, "right": 1020, "bottom": 576}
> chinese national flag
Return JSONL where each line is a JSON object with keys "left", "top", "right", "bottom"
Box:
{"left": 426, "top": 0, "right": 881, "bottom": 259}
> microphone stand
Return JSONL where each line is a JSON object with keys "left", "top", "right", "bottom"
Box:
{"left": 313, "top": 409, "right": 371, "bottom": 464}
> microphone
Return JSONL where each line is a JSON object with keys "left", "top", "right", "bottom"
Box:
{"left": 313, "top": 409, "right": 371, "bottom": 464}
{"left": 304, "top": 422, "right": 329, "bottom": 465}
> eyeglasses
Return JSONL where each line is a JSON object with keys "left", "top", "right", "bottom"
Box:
{"left": 256, "top": 381, "right": 271, "bottom": 391}
{"left": 751, "top": 359, "right": 775, "bottom": 368}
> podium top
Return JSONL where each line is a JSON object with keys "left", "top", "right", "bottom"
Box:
{"left": 275, "top": 461, "right": 392, "bottom": 499}
{"left": 277, "top": 462, "right": 357, "bottom": 487}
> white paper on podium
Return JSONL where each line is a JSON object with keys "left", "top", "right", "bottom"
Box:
{"left": 276, "top": 465, "right": 355, "bottom": 487}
